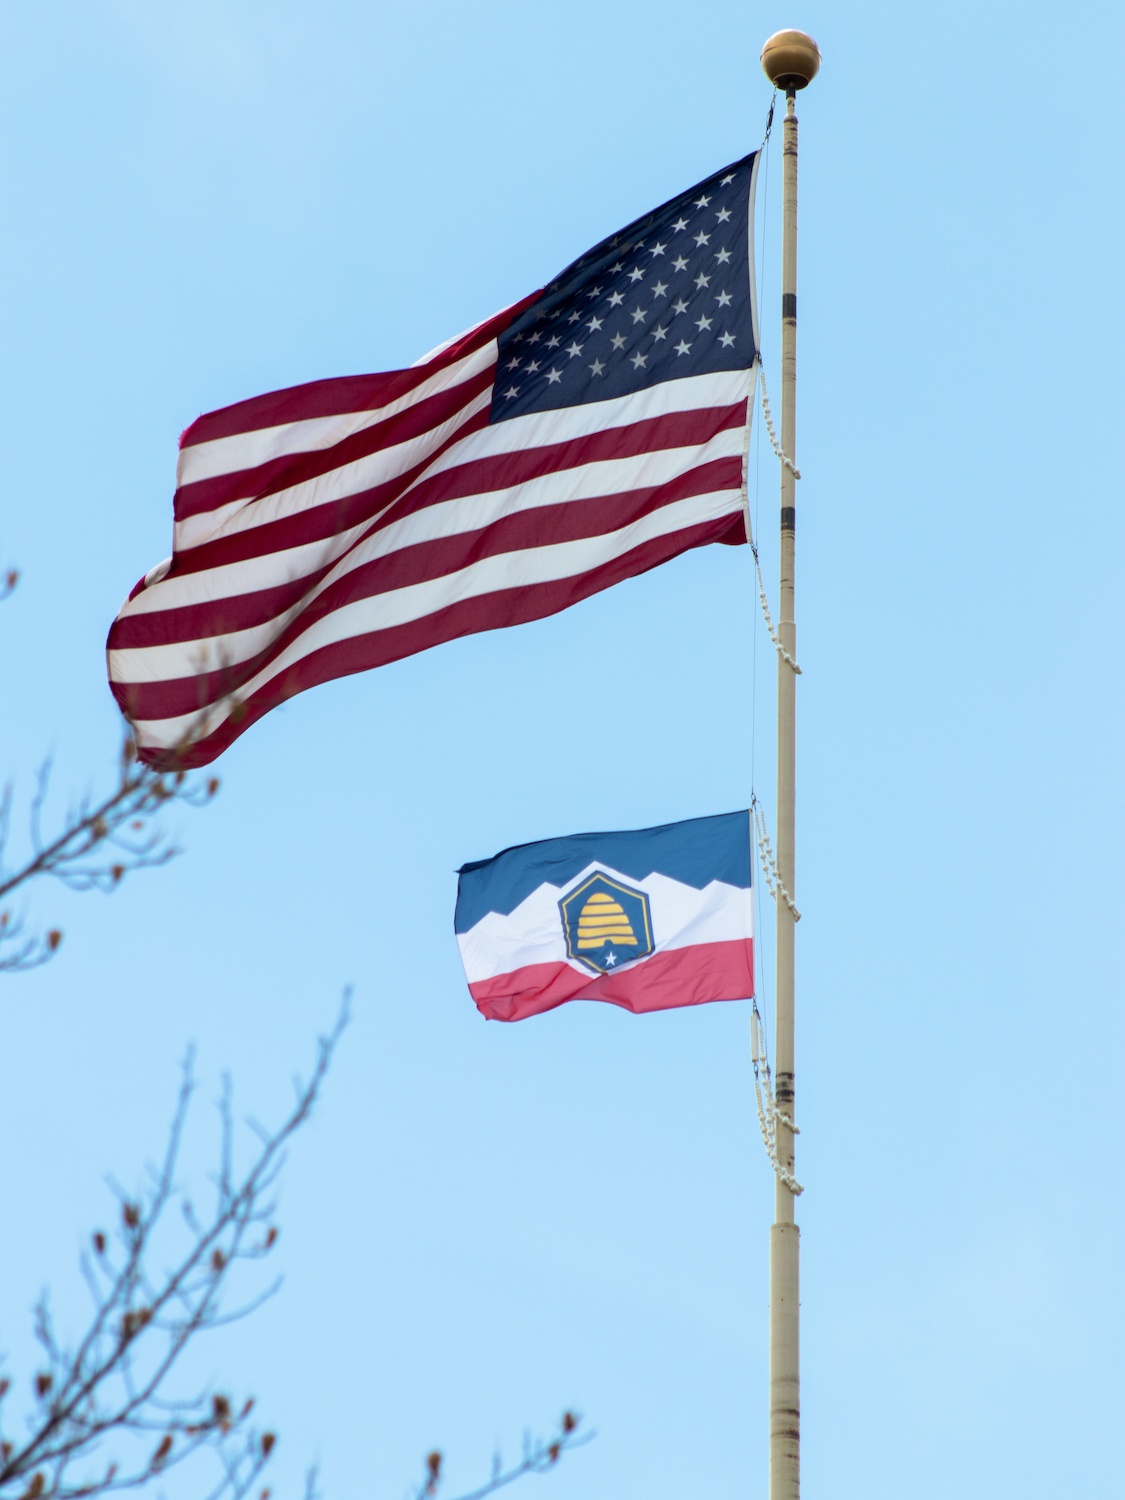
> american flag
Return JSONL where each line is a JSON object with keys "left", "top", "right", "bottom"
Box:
{"left": 107, "top": 152, "right": 760, "bottom": 768}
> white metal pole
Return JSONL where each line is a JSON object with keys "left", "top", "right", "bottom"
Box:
{"left": 758, "top": 30, "right": 820, "bottom": 1500}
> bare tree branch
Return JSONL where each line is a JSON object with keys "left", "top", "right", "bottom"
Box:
{"left": 1, "top": 570, "right": 225, "bottom": 974}
{"left": 0, "top": 1000, "right": 350, "bottom": 1500}
{"left": 0, "top": 740, "right": 219, "bottom": 903}
{"left": 416, "top": 1414, "right": 593, "bottom": 1500}
{"left": 0, "top": 738, "right": 219, "bottom": 974}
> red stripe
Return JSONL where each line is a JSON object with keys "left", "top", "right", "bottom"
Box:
{"left": 121, "top": 512, "right": 746, "bottom": 766}
{"left": 171, "top": 406, "right": 490, "bottom": 577}
{"left": 115, "top": 484, "right": 744, "bottom": 719}
{"left": 180, "top": 298, "right": 532, "bottom": 447}
{"left": 174, "top": 366, "right": 496, "bottom": 522}
{"left": 165, "top": 401, "right": 746, "bottom": 579}
{"left": 373, "top": 401, "right": 746, "bottom": 520}
{"left": 465, "top": 939, "right": 755, "bottom": 1021}
{"left": 109, "top": 457, "right": 741, "bottom": 653}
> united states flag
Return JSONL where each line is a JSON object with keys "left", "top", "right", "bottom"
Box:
{"left": 108, "top": 152, "right": 760, "bottom": 768}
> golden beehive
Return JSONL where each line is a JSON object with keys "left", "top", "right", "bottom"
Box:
{"left": 576, "top": 890, "right": 638, "bottom": 949}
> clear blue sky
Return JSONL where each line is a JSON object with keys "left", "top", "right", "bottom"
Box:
{"left": 2, "top": 3, "right": 1123, "bottom": 1498}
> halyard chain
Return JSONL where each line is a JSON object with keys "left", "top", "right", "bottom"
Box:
{"left": 758, "top": 363, "right": 801, "bottom": 479}
{"left": 752, "top": 796, "right": 801, "bottom": 922}
{"left": 748, "top": 362, "right": 802, "bottom": 677}
{"left": 751, "top": 543, "right": 802, "bottom": 676}
{"left": 747, "top": 339, "right": 804, "bottom": 1192}
{"left": 751, "top": 1002, "right": 804, "bottom": 1195}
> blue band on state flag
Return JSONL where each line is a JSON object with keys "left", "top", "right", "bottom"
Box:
{"left": 455, "top": 810, "right": 750, "bottom": 933}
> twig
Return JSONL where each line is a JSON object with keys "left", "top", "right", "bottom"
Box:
{"left": 416, "top": 1414, "right": 593, "bottom": 1500}
{"left": 0, "top": 737, "right": 219, "bottom": 974}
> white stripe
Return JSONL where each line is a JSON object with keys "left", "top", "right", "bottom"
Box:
{"left": 170, "top": 367, "right": 748, "bottom": 554}
{"left": 176, "top": 341, "right": 496, "bottom": 487}
{"left": 171, "top": 386, "right": 490, "bottom": 555}
{"left": 423, "top": 368, "right": 749, "bottom": 480}
{"left": 121, "top": 425, "right": 743, "bottom": 626}
{"left": 123, "top": 486, "right": 743, "bottom": 747}
{"left": 456, "top": 866, "right": 753, "bottom": 983}
{"left": 409, "top": 297, "right": 526, "bottom": 366}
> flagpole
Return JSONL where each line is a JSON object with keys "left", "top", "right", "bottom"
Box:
{"left": 759, "top": 29, "right": 819, "bottom": 1500}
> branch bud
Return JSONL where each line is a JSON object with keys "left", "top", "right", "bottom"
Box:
{"left": 120, "top": 1307, "right": 151, "bottom": 1341}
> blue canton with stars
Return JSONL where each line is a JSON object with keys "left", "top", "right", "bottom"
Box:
{"left": 490, "top": 153, "right": 757, "bottom": 424}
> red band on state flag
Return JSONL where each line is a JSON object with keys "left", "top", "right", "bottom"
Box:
{"left": 468, "top": 940, "right": 755, "bottom": 1022}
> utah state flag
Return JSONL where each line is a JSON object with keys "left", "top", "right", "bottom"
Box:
{"left": 455, "top": 812, "right": 754, "bottom": 1022}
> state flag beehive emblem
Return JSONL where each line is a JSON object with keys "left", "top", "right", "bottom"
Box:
{"left": 559, "top": 872, "right": 654, "bottom": 975}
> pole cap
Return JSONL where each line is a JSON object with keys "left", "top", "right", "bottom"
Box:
{"left": 760, "top": 29, "right": 821, "bottom": 90}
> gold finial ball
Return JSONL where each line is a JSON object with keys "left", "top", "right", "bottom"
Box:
{"left": 760, "top": 29, "right": 821, "bottom": 90}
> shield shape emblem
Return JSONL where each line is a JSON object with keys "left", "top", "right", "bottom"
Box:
{"left": 559, "top": 871, "right": 655, "bottom": 976}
